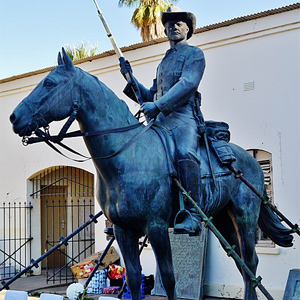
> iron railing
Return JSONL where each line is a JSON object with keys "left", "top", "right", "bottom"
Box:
{"left": 0, "top": 202, "right": 33, "bottom": 280}
{"left": 30, "top": 166, "right": 95, "bottom": 284}
{"left": 44, "top": 198, "right": 95, "bottom": 284}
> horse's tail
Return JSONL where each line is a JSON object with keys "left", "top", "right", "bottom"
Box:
{"left": 258, "top": 196, "right": 293, "bottom": 247}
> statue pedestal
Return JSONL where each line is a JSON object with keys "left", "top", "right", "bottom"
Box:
{"left": 152, "top": 227, "right": 208, "bottom": 300}
{"left": 283, "top": 269, "right": 300, "bottom": 300}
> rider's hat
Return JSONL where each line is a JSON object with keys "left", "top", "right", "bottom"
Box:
{"left": 161, "top": 6, "right": 196, "bottom": 40}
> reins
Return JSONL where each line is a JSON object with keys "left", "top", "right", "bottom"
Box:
{"left": 20, "top": 65, "right": 155, "bottom": 162}
{"left": 23, "top": 104, "right": 153, "bottom": 162}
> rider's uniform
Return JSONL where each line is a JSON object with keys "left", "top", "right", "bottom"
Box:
{"left": 136, "top": 43, "right": 206, "bottom": 164}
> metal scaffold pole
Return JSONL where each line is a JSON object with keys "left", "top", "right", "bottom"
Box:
{"left": 173, "top": 177, "right": 275, "bottom": 300}
{"left": 0, "top": 211, "right": 103, "bottom": 291}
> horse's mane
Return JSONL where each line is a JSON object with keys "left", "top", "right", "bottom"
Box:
{"left": 75, "top": 67, "right": 138, "bottom": 125}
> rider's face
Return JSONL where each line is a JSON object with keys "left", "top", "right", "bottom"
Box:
{"left": 164, "top": 20, "right": 189, "bottom": 44}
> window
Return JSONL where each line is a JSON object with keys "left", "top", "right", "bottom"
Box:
{"left": 247, "top": 149, "right": 275, "bottom": 247}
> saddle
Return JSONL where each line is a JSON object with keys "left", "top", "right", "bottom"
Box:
{"left": 151, "top": 120, "right": 234, "bottom": 179}
{"left": 151, "top": 120, "right": 235, "bottom": 217}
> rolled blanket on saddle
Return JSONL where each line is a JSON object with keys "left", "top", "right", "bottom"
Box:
{"left": 205, "top": 121, "right": 236, "bottom": 166}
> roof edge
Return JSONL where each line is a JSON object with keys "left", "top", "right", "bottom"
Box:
{"left": 1, "top": 3, "right": 299, "bottom": 84}
{"left": 195, "top": 2, "right": 300, "bottom": 34}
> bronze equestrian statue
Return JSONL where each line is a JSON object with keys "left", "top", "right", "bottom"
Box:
{"left": 122, "top": 7, "right": 235, "bottom": 237}
{"left": 122, "top": 6, "right": 206, "bottom": 236}
{"left": 10, "top": 7, "right": 293, "bottom": 300}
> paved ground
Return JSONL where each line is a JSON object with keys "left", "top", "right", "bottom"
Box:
{"left": 1, "top": 274, "right": 230, "bottom": 300}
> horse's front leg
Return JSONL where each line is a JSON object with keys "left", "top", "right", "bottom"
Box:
{"left": 114, "top": 225, "right": 142, "bottom": 300}
{"left": 147, "top": 223, "right": 177, "bottom": 300}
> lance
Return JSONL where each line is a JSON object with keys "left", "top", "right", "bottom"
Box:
{"left": 91, "top": 0, "right": 144, "bottom": 107}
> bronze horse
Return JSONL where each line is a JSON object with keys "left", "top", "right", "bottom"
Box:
{"left": 10, "top": 49, "right": 293, "bottom": 300}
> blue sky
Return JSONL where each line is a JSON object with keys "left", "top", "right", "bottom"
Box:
{"left": 0, "top": 0, "right": 297, "bottom": 79}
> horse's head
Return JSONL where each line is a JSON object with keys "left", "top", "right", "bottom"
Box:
{"left": 10, "top": 48, "right": 79, "bottom": 137}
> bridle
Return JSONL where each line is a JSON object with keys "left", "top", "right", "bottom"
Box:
{"left": 22, "top": 98, "right": 153, "bottom": 162}
{"left": 20, "top": 67, "right": 154, "bottom": 162}
{"left": 23, "top": 100, "right": 79, "bottom": 146}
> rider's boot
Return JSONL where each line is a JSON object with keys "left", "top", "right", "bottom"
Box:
{"left": 174, "top": 159, "right": 203, "bottom": 236}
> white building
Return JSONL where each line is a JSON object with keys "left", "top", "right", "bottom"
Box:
{"left": 0, "top": 4, "right": 299, "bottom": 299}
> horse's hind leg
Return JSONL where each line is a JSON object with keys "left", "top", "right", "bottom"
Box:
{"left": 228, "top": 205, "right": 259, "bottom": 300}
{"left": 114, "top": 225, "right": 142, "bottom": 300}
{"left": 147, "top": 224, "right": 177, "bottom": 300}
{"left": 214, "top": 207, "right": 259, "bottom": 300}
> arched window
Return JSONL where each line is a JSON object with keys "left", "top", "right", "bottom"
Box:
{"left": 247, "top": 149, "right": 274, "bottom": 247}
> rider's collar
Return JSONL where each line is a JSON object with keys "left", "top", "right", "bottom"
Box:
{"left": 167, "top": 42, "right": 189, "bottom": 54}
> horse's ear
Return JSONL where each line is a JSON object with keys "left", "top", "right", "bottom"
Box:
{"left": 62, "top": 47, "right": 75, "bottom": 71}
{"left": 57, "top": 52, "right": 63, "bottom": 65}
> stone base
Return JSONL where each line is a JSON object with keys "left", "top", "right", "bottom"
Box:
{"left": 283, "top": 269, "right": 300, "bottom": 300}
{"left": 152, "top": 227, "right": 208, "bottom": 300}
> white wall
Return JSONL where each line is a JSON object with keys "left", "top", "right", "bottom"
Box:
{"left": 197, "top": 12, "right": 300, "bottom": 298}
{"left": 192, "top": 10, "right": 300, "bottom": 298}
{"left": 1, "top": 8, "right": 299, "bottom": 299}
{"left": 0, "top": 74, "right": 96, "bottom": 272}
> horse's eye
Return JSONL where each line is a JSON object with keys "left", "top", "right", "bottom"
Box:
{"left": 44, "top": 79, "right": 54, "bottom": 88}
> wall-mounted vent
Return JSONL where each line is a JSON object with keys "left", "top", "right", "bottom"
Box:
{"left": 244, "top": 81, "right": 254, "bottom": 91}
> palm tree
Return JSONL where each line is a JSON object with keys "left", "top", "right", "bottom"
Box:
{"left": 64, "top": 42, "right": 98, "bottom": 61}
{"left": 118, "top": 0, "right": 177, "bottom": 42}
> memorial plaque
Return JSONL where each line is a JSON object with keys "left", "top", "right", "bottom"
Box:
{"left": 283, "top": 269, "right": 300, "bottom": 300}
{"left": 152, "top": 227, "right": 208, "bottom": 300}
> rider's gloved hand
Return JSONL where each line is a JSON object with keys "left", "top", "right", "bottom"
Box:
{"left": 141, "top": 102, "right": 160, "bottom": 120}
{"left": 120, "top": 60, "right": 132, "bottom": 80}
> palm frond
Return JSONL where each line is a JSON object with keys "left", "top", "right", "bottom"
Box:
{"left": 118, "top": 0, "right": 141, "bottom": 7}
{"left": 64, "top": 42, "right": 98, "bottom": 61}
{"left": 122, "top": 0, "right": 178, "bottom": 42}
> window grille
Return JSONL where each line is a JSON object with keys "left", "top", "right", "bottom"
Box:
{"left": 247, "top": 149, "right": 275, "bottom": 247}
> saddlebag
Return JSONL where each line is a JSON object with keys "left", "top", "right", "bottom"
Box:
{"left": 205, "top": 121, "right": 236, "bottom": 166}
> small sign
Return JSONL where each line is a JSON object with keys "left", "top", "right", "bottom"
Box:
{"left": 152, "top": 227, "right": 208, "bottom": 300}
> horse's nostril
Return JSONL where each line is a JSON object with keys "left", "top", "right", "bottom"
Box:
{"left": 10, "top": 113, "right": 16, "bottom": 124}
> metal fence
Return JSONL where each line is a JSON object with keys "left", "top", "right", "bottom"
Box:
{"left": 0, "top": 166, "right": 96, "bottom": 285}
{"left": 30, "top": 166, "right": 95, "bottom": 284}
{"left": 0, "top": 202, "right": 33, "bottom": 280}
{"left": 43, "top": 198, "right": 95, "bottom": 284}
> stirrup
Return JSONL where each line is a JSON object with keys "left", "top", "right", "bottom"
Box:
{"left": 173, "top": 209, "right": 201, "bottom": 236}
